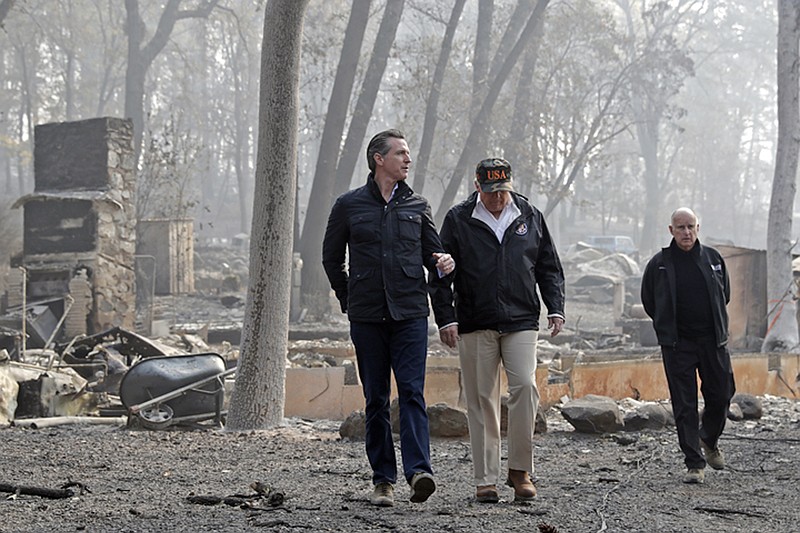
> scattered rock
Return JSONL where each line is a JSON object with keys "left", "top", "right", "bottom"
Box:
{"left": 623, "top": 402, "right": 674, "bottom": 431}
{"left": 339, "top": 410, "right": 366, "bottom": 440}
{"left": 561, "top": 394, "right": 624, "bottom": 433}
{"left": 732, "top": 393, "right": 763, "bottom": 419}
{"left": 390, "top": 400, "right": 469, "bottom": 438}
{"left": 612, "top": 433, "right": 638, "bottom": 445}
{"left": 426, "top": 403, "right": 468, "bottom": 438}
{"left": 727, "top": 402, "right": 744, "bottom": 421}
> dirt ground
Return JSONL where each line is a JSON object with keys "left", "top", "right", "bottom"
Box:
{"left": 2, "top": 393, "right": 800, "bottom": 533}
{"left": 3, "top": 295, "right": 799, "bottom": 532}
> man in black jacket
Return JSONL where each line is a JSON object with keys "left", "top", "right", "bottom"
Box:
{"left": 429, "top": 158, "right": 565, "bottom": 503}
{"left": 641, "top": 207, "right": 735, "bottom": 484}
{"left": 322, "top": 129, "right": 453, "bottom": 507}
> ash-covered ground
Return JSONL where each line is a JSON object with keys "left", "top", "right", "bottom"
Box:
{"left": 1, "top": 394, "right": 799, "bottom": 533}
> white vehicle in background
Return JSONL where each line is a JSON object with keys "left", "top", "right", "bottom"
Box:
{"left": 584, "top": 235, "right": 637, "bottom": 257}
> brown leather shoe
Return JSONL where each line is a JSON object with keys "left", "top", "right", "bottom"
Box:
{"left": 476, "top": 485, "right": 499, "bottom": 503}
{"left": 506, "top": 469, "right": 536, "bottom": 501}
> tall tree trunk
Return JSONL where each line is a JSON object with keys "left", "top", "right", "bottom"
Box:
{"left": 636, "top": 112, "right": 662, "bottom": 257}
{"left": 615, "top": 0, "right": 695, "bottom": 256}
{"left": 762, "top": 0, "right": 800, "bottom": 353}
{"left": 64, "top": 51, "right": 76, "bottom": 120}
{"left": 331, "top": 0, "right": 406, "bottom": 199}
{"left": 434, "top": 0, "right": 549, "bottom": 224}
{"left": 412, "top": 0, "right": 467, "bottom": 195}
{"left": 299, "top": 0, "right": 371, "bottom": 316}
{"left": 226, "top": 0, "right": 310, "bottom": 431}
{"left": 231, "top": 36, "right": 253, "bottom": 235}
{"left": 469, "top": 0, "right": 536, "bottom": 154}
{"left": 16, "top": 43, "right": 35, "bottom": 193}
{"left": 487, "top": 0, "right": 536, "bottom": 81}
{"left": 503, "top": 11, "right": 543, "bottom": 191}
{"left": 0, "top": 0, "right": 14, "bottom": 27}
{"left": 300, "top": 0, "right": 405, "bottom": 318}
{"left": 123, "top": 0, "right": 218, "bottom": 166}
{"left": 471, "top": 0, "right": 493, "bottom": 120}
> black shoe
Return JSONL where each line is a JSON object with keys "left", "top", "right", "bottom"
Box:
{"left": 409, "top": 472, "right": 436, "bottom": 503}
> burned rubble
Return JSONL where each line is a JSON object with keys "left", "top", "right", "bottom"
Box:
{"left": 0, "top": 118, "right": 792, "bottom": 442}
{"left": 0, "top": 217, "right": 786, "bottom": 433}
{"left": 0, "top": 119, "right": 798, "bottom": 531}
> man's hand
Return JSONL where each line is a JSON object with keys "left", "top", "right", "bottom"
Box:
{"left": 433, "top": 252, "right": 455, "bottom": 275}
{"left": 439, "top": 324, "right": 459, "bottom": 349}
{"left": 548, "top": 316, "right": 564, "bottom": 337}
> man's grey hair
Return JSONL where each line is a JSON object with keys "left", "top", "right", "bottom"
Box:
{"left": 366, "top": 129, "right": 405, "bottom": 173}
{"left": 670, "top": 207, "right": 698, "bottom": 224}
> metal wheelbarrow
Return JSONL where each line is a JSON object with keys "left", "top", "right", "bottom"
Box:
{"left": 119, "top": 353, "right": 236, "bottom": 429}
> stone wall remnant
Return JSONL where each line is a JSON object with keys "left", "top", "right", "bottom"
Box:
{"left": 10, "top": 117, "right": 137, "bottom": 335}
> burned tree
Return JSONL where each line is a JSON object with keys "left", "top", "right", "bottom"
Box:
{"left": 225, "top": 0, "right": 310, "bottom": 430}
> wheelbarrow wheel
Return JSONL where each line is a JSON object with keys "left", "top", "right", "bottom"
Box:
{"left": 139, "top": 404, "right": 174, "bottom": 429}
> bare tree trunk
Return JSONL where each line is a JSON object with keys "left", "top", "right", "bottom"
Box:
{"left": 762, "top": 0, "right": 800, "bottom": 353}
{"left": 434, "top": 0, "right": 549, "bottom": 224}
{"left": 300, "top": 0, "right": 405, "bottom": 318}
{"left": 503, "top": 13, "right": 543, "bottom": 190}
{"left": 471, "top": 0, "right": 493, "bottom": 120}
{"left": 234, "top": 65, "right": 251, "bottom": 235}
{"left": 331, "top": 0, "right": 406, "bottom": 200}
{"left": 487, "top": 0, "right": 537, "bottom": 81}
{"left": 299, "top": 0, "right": 371, "bottom": 316}
{"left": 412, "top": 0, "right": 467, "bottom": 195}
{"left": 229, "top": 31, "right": 254, "bottom": 236}
{"left": 471, "top": 0, "right": 537, "bottom": 155}
{"left": 0, "top": 0, "right": 14, "bottom": 28}
{"left": 615, "top": 0, "right": 695, "bottom": 256}
{"left": 64, "top": 51, "right": 76, "bottom": 120}
{"left": 636, "top": 112, "right": 662, "bottom": 256}
{"left": 225, "top": 0, "right": 310, "bottom": 431}
{"left": 16, "top": 43, "right": 35, "bottom": 194}
{"left": 123, "top": 0, "right": 218, "bottom": 166}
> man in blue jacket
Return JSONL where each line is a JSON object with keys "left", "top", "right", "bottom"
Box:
{"left": 430, "top": 158, "right": 565, "bottom": 503}
{"left": 641, "top": 207, "right": 735, "bottom": 484}
{"left": 322, "top": 129, "right": 454, "bottom": 507}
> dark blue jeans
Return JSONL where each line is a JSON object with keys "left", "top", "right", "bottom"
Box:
{"left": 661, "top": 337, "right": 735, "bottom": 469}
{"left": 350, "top": 318, "right": 432, "bottom": 485}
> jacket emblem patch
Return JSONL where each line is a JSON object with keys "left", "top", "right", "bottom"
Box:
{"left": 515, "top": 222, "right": 528, "bottom": 236}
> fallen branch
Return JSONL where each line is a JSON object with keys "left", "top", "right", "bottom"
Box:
{"left": 518, "top": 508, "right": 548, "bottom": 516}
{"left": 13, "top": 416, "right": 128, "bottom": 429}
{"left": 250, "top": 520, "right": 311, "bottom": 529}
{"left": 694, "top": 506, "right": 766, "bottom": 518}
{"left": 0, "top": 483, "right": 73, "bottom": 499}
{"left": 724, "top": 433, "right": 800, "bottom": 444}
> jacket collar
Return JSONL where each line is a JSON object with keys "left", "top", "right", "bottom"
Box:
{"left": 668, "top": 238, "right": 702, "bottom": 258}
{"left": 366, "top": 173, "right": 411, "bottom": 203}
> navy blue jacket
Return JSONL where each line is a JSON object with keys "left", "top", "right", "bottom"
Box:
{"left": 429, "top": 191, "right": 565, "bottom": 334}
{"left": 322, "top": 175, "right": 446, "bottom": 322}
{"left": 640, "top": 239, "right": 730, "bottom": 347}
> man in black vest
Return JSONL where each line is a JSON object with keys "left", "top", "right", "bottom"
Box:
{"left": 641, "top": 207, "right": 736, "bottom": 484}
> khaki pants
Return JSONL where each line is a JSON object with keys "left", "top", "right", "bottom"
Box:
{"left": 458, "top": 329, "right": 539, "bottom": 487}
